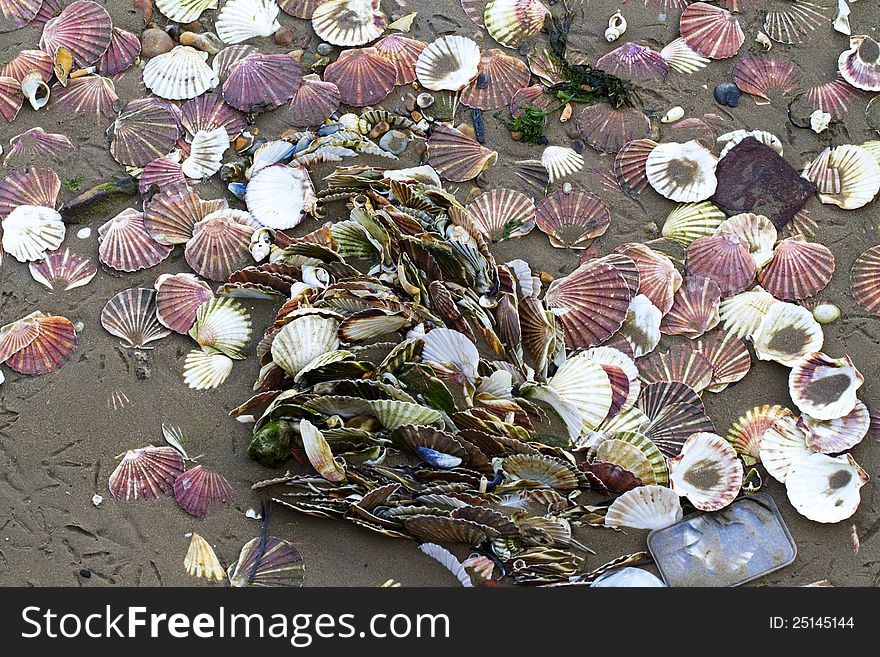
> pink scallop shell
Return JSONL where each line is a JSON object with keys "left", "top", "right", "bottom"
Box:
{"left": 222, "top": 53, "right": 302, "bottom": 113}
{"left": 108, "top": 446, "right": 185, "bottom": 501}
{"left": 686, "top": 234, "right": 756, "bottom": 297}
{"left": 575, "top": 104, "right": 651, "bottom": 154}
{"left": 39, "top": 0, "right": 112, "bottom": 67}
{"left": 155, "top": 273, "right": 215, "bottom": 334}
{"left": 28, "top": 247, "right": 97, "bottom": 291}
{"left": 50, "top": 74, "right": 119, "bottom": 122}
{"left": 144, "top": 186, "right": 229, "bottom": 245}
{"left": 323, "top": 47, "right": 396, "bottom": 107}
{"left": 679, "top": 2, "right": 744, "bottom": 60}
{"left": 110, "top": 98, "right": 182, "bottom": 167}
{"left": 373, "top": 34, "right": 426, "bottom": 86}
{"left": 0, "top": 166, "right": 60, "bottom": 218}
{"left": 596, "top": 42, "right": 669, "bottom": 81}
{"left": 97, "top": 27, "right": 141, "bottom": 77}
{"left": 461, "top": 48, "right": 531, "bottom": 111}
{"left": 5, "top": 314, "right": 77, "bottom": 375}
{"left": 535, "top": 187, "right": 611, "bottom": 249}
{"left": 98, "top": 208, "right": 173, "bottom": 272}
{"left": 758, "top": 237, "right": 835, "bottom": 301}
{"left": 659, "top": 274, "right": 721, "bottom": 338}
{"left": 286, "top": 77, "right": 341, "bottom": 127}
{"left": 173, "top": 465, "right": 233, "bottom": 518}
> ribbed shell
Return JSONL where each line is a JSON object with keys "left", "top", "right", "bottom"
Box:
{"left": 39, "top": 0, "right": 112, "bottom": 67}
{"left": 215, "top": 0, "right": 280, "bottom": 45}
{"left": 144, "top": 186, "right": 228, "bottom": 246}
{"left": 732, "top": 54, "right": 799, "bottom": 104}
{"left": 184, "top": 533, "right": 225, "bottom": 581}
{"left": 1, "top": 205, "right": 65, "bottom": 262}
{"left": 686, "top": 234, "right": 756, "bottom": 297}
{"left": 805, "top": 144, "right": 880, "bottom": 210}
{"left": 311, "top": 0, "right": 387, "bottom": 47}
{"left": 286, "top": 76, "right": 340, "bottom": 127}
{"left": 0, "top": 76, "right": 21, "bottom": 123}
{"left": 0, "top": 313, "right": 43, "bottom": 363}
{"left": 155, "top": 273, "right": 214, "bottom": 334}
{"left": 693, "top": 329, "right": 751, "bottom": 392}
{"left": 838, "top": 35, "right": 880, "bottom": 91}
{"left": 483, "top": 0, "right": 549, "bottom": 49}
{"left": 575, "top": 104, "right": 651, "bottom": 154}
{"left": 271, "top": 314, "right": 340, "bottom": 378}
{"left": 461, "top": 48, "right": 529, "bottom": 109}
{"left": 373, "top": 34, "right": 425, "bottom": 85}
{"left": 614, "top": 139, "right": 657, "bottom": 196}
{"left": 752, "top": 301, "right": 823, "bottom": 366}
{"left": 645, "top": 140, "right": 718, "bottom": 203}
{"left": 185, "top": 210, "right": 257, "bottom": 281}
{"left": 852, "top": 245, "right": 880, "bottom": 314}
{"left": 181, "top": 127, "right": 229, "bottom": 179}
{"left": 789, "top": 352, "right": 863, "bottom": 421}
{"left": 427, "top": 123, "right": 497, "bottom": 182}
{"left": 659, "top": 275, "right": 721, "bottom": 338}
{"left": 143, "top": 45, "right": 218, "bottom": 101}
{"left": 28, "top": 247, "right": 97, "bottom": 291}
{"left": 535, "top": 188, "right": 610, "bottom": 249}
{"left": 101, "top": 287, "right": 170, "bottom": 348}
{"left": 661, "top": 201, "right": 725, "bottom": 247}
{"left": 181, "top": 93, "right": 247, "bottom": 142}
{"left": 786, "top": 452, "right": 867, "bottom": 523}
{"left": 464, "top": 188, "right": 536, "bottom": 242}
{"left": 98, "top": 27, "right": 141, "bottom": 76}
{"left": 679, "top": 2, "right": 744, "bottom": 60}
{"left": 108, "top": 446, "right": 185, "bottom": 501}
{"left": 604, "top": 485, "right": 683, "bottom": 530}
{"left": 110, "top": 98, "right": 182, "bottom": 167}
{"left": 540, "top": 146, "right": 584, "bottom": 184}
{"left": 183, "top": 349, "right": 234, "bottom": 390}
{"left": 0, "top": 0, "right": 40, "bottom": 31}
{"left": 174, "top": 465, "right": 233, "bottom": 518}
{"left": 50, "top": 74, "right": 119, "bottom": 123}
{"left": 638, "top": 343, "right": 714, "bottom": 392}
{"left": 668, "top": 432, "right": 743, "bottom": 511}
{"left": 758, "top": 237, "right": 835, "bottom": 301}
{"left": 727, "top": 404, "right": 793, "bottom": 465}
{"left": 98, "top": 208, "right": 173, "bottom": 272}
{"left": 323, "top": 47, "right": 395, "bottom": 107}
{"left": 0, "top": 166, "right": 60, "bottom": 219}
{"left": 614, "top": 243, "right": 681, "bottom": 315}
{"left": 245, "top": 164, "right": 313, "bottom": 230}
{"left": 189, "top": 297, "right": 252, "bottom": 360}
{"left": 4, "top": 314, "right": 77, "bottom": 375}
{"left": 765, "top": 1, "right": 829, "bottom": 45}
{"left": 223, "top": 52, "right": 301, "bottom": 113}
{"left": 155, "top": 0, "right": 218, "bottom": 23}
{"left": 596, "top": 42, "right": 669, "bottom": 81}
{"left": 227, "top": 536, "right": 305, "bottom": 587}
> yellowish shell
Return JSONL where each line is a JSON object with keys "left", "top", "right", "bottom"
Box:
{"left": 184, "top": 533, "right": 225, "bottom": 581}
{"left": 661, "top": 201, "right": 725, "bottom": 246}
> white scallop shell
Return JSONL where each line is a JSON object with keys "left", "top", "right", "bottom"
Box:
{"left": 759, "top": 415, "right": 812, "bottom": 484}
{"left": 415, "top": 35, "right": 481, "bottom": 91}
{"left": 549, "top": 354, "right": 613, "bottom": 431}
{"left": 1, "top": 205, "right": 65, "bottom": 263}
{"left": 189, "top": 297, "right": 252, "bottom": 360}
{"left": 156, "top": 0, "right": 219, "bottom": 23}
{"left": 143, "top": 46, "right": 219, "bottom": 101}
{"left": 182, "top": 128, "right": 229, "bottom": 179}
{"left": 183, "top": 349, "right": 234, "bottom": 390}
{"left": 604, "top": 485, "right": 683, "bottom": 530}
{"left": 541, "top": 146, "right": 584, "bottom": 183}
{"left": 646, "top": 140, "right": 718, "bottom": 203}
{"left": 245, "top": 164, "right": 315, "bottom": 230}
{"left": 215, "top": 0, "right": 281, "bottom": 45}
{"left": 271, "top": 314, "right": 340, "bottom": 378}
{"left": 311, "top": 0, "right": 387, "bottom": 47}
{"left": 786, "top": 452, "right": 868, "bottom": 523}
{"left": 422, "top": 327, "right": 479, "bottom": 382}
{"left": 751, "top": 301, "right": 824, "bottom": 366}
{"left": 718, "top": 285, "right": 776, "bottom": 339}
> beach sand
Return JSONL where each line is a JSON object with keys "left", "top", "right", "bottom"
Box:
{"left": 0, "top": 1, "right": 878, "bottom": 586}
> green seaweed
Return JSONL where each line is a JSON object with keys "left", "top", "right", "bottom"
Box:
{"left": 62, "top": 177, "right": 82, "bottom": 191}
{"left": 505, "top": 106, "right": 549, "bottom": 144}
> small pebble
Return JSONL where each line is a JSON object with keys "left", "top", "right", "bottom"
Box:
{"left": 183, "top": 20, "right": 203, "bottom": 33}
{"left": 79, "top": 569, "right": 91, "bottom": 579}
{"left": 476, "top": 73, "right": 489, "bottom": 89}
{"left": 562, "top": 182, "right": 573, "bottom": 193}
{"left": 413, "top": 141, "right": 427, "bottom": 159}
{"left": 571, "top": 139, "right": 585, "bottom": 154}
{"left": 141, "top": 28, "right": 174, "bottom": 58}
{"left": 274, "top": 26, "right": 296, "bottom": 47}
{"left": 537, "top": 136, "right": 549, "bottom": 145}
{"left": 92, "top": 493, "right": 103, "bottom": 507}
{"left": 404, "top": 93, "right": 417, "bottom": 112}
{"left": 565, "top": 125, "right": 581, "bottom": 140}
{"left": 813, "top": 303, "right": 840, "bottom": 324}
{"left": 164, "top": 23, "right": 181, "bottom": 41}
{"left": 510, "top": 130, "right": 523, "bottom": 142}
{"left": 713, "top": 82, "right": 741, "bottom": 108}
{"left": 379, "top": 130, "right": 409, "bottom": 155}
{"left": 411, "top": 110, "right": 422, "bottom": 122}
{"left": 77, "top": 227, "right": 91, "bottom": 239}
{"left": 456, "top": 122, "right": 477, "bottom": 140}
{"left": 368, "top": 120, "right": 390, "bottom": 139}
{"left": 317, "top": 42, "right": 334, "bottom": 56}
{"left": 133, "top": 0, "right": 152, "bottom": 23}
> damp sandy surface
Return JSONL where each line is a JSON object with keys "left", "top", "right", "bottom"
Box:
{"left": 1, "top": 1, "right": 879, "bottom": 587}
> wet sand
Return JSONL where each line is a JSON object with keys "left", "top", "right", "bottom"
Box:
{"left": 1, "top": 1, "right": 878, "bottom": 586}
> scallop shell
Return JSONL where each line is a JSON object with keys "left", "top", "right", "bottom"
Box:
{"left": 714, "top": 212, "right": 777, "bottom": 269}
{"left": 535, "top": 188, "right": 610, "bottom": 249}
{"left": 804, "top": 144, "right": 880, "bottom": 210}
{"left": 718, "top": 285, "right": 776, "bottom": 338}
{"left": 604, "top": 485, "right": 682, "bottom": 530}
{"left": 28, "top": 247, "right": 97, "bottom": 291}
{"left": 300, "top": 419, "right": 346, "bottom": 482}
{"left": 155, "top": 0, "right": 218, "bottom": 23}
{"left": 422, "top": 327, "right": 479, "bottom": 382}
{"left": 508, "top": 83, "right": 553, "bottom": 118}
{"left": 464, "top": 188, "right": 536, "bottom": 242}
{"left": 789, "top": 352, "right": 863, "bottom": 421}
{"left": 549, "top": 355, "right": 613, "bottom": 431}
{"left": 155, "top": 273, "right": 214, "bottom": 334}
{"left": 540, "top": 146, "right": 584, "bottom": 184}
{"left": 786, "top": 452, "right": 867, "bottom": 523}
{"left": 0, "top": 312, "right": 42, "bottom": 363}
{"left": 613, "top": 138, "right": 657, "bottom": 196}
{"left": 415, "top": 35, "right": 480, "bottom": 92}
{"left": 369, "top": 399, "right": 444, "bottom": 431}
{"left": 758, "top": 236, "right": 835, "bottom": 301}
{"left": 286, "top": 75, "right": 341, "bottom": 127}
{"left": 181, "top": 127, "right": 229, "bottom": 179}
{"left": 583, "top": 346, "right": 640, "bottom": 415}
{"left": 427, "top": 123, "right": 497, "bottom": 182}
{"left": 98, "top": 208, "right": 173, "bottom": 272}
{"left": 0, "top": 0, "right": 40, "bottom": 31}
{"left": 0, "top": 166, "right": 60, "bottom": 218}
{"left": 614, "top": 243, "right": 681, "bottom": 314}
{"left": 373, "top": 34, "right": 425, "bottom": 86}
{"left": 181, "top": 93, "right": 247, "bottom": 142}
{"left": 638, "top": 381, "right": 703, "bottom": 418}
{"left": 185, "top": 209, "right": 257, "bottom": 281}
{"left": 0, "top": 49, "right": 53, "bottom": 82}
{"left": 461, "top": 48, "right": 530, "bottom": 110}
{"left": 765, "top": 1, "right": 829, "bottom": 45}
{"left": 227, "top": 536, "right": 305, "bottom": 587}
{"left": 597, "top": 42, "right": 669, "bottom": 81}
{"left": 545, "top": 259, "right": 632, "bottom": 349}
{"left": 98, "top": 27, "right": 141, "bottom": 77}
{"left": 807, "top": 75, "right": 859, "bottom": 119}
{"left": 183, "top": 349, "right": 234, "bottom": 389}
{"left": 668, "top": 432, "right": 743, "bottom": 511}
{"left": 646, "top": 140, "right": 718, "bottom": 203}
{"left": 4, "top": 314, "right": 77, "bottom": 375}
{"left": 461, "top": 0, "right": 486, "bottom": 27}
{"left": 311, "top": 0, "right": 387, "bottom": 47}
{"left": 0, "top": 75, "right": 22, "bottom": 123}
{"left": 686, "top": 234, "right": 756, "bottom": 297}
{"left": 174, "top": 465, "right": 233, "bottom": 518}
{"left": 1, "top": 205, "right": 65, "bottom": 262}
{"left": 727, "top": 404, "right": 793, "bottom": 465}
{"left": 110, "top": 98, "right": 182, "bottom": 167}
{"left": 50, "top": 74, "right": 118, "bottom": 122}
{"left": 108, "top": 446, "right": 185, "bottom": 501}
{"left": 405, "top": 515, "right": 494, "bottom": 544}
{"left": 212, "top": 44, "right": 257, "bottom": 81}
{"left": 801, "top": 400, "right": 870, "bottom": 454}
{"left": 644, "top": 406, "right": 717, "bottom": 459}
{"left": 101, "top": 287, "right": 171, "bottom": 348}
{"left": 638, "top": 343, "right": 714, "bottom": 392}
{"left": 659, "top": 275, "right": 721, "bottom": 338}
{"left": 277, "top": 0, "right": 321, "bottom": 18}
{"left": 502, "top": 453, "right": 581, "bottom": 490}
{"left": 323, "top": 47, "right": 395, "bottom": 107}
{"left": 216, "top": 0, "right": 280, "bottom": 44}
{"left": 851, "top": 245, "right": 880, "bottom": 315}
{"left": 223, "top": 52, "right": 301, "bottom": 112}
{"left": 575, "top": 103, "right": 651, "bottom": 154}
{"left": 184, "top": 533, "right": 225, "bottom": 582}
{"left": 602, "top": 432, "right": 668, "bottom": 486}
{"left": 732, "top": 55, "right": 799, "bottom": 105}
{"left": 693, "top": 329, "right": 751, "bottom": 392}
{"left": 615, "top": 294, "right": 662, "bottom": 358}
{"left": 39, "top": 0, "right": 112, "bottom": 67}
{"left": 679, "top": 2, "right": 744, "bottom": 60}
{"left": 190, "top": 297, "right": 252, "bottom": 359}
{"left": 661, "top": 200, "right": 725, "bottom": 247}
{"left": 751, "top": 300, "right": 823, "bottom": 366}
{"left": 4, "top": 128, "right": 73, "bottom": 166}
{"left": 594, "top": 439, "right": 655, "bottom": 485}
{"left": 483, "top": 0, "right": 549, "bottom": 49}
{"left": 143, "top": 45, "right": 218, "bottom": 101}
{"left": 659, "top": 37, "right": 710, "bottom": 74}
{"left": 245, "top": 164, "right": 314, "bottom": 230}
{"left": 144, "top": 186, "right": 228, "bottom": 246}
{"left": 271, "top": 314, "right": 340, "bottom": 378}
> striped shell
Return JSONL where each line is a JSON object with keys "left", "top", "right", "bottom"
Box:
{"left": 323, "top": 47, "right": 395, "bottom": 107}
{"left": 427, "top": 123, "right": 497, "bottom": 182}
{"left": 852, "top": 245, "right": 880, "bottom": 315}
{"left": 110, "top": 98, "right": 182, "bottom": 168}
{"left": 143, "top": 45, "right": 219, "bottom": 101}
{"left": 98, "top": 208, "right": 173, "bottom": 272}
{"left": 757, "top": 237, "right": 835, "bottom": 301}
{"left": 461, "top": 48, "right": 530, "bottom": 110}
{"left": 28, "top": 248, "right": 97, "bottom": 291}
{"left": 39, "top": 0, "right": 112, "bottom": 67}
{"left": 185, "top": 209, "right": 257, "bottom": 281}
{"left": 155, "top": 273, "right": 214, "bottom": 334}
{"left": 4, "top": 314, "right": 77, "bottom": 375}
{"left": 101, "top": 287, "right": 171, "bottom": 349}
{"left": 679, "top": 2, "right": 744, "bottom": 60}
{"left": 464, "top": 188, "right": 536, "bottom": 242}
{"left": 484, "top": 0, "right": 549, "bottom": 49}
{"left": 144, "top": 186, "right": 228, "bottom": 246}
{"left": 686, "top": 234, "right": 756, "bottom": 297}
{"left": 311, "top": 0, "right": 387, "bottom": 47}
{"left": 659, "top": 275, "right": 721, "bottom": 338}
{"left": 108, "top": 446, "right": 185, "bottom": 501}
{"left": 415, "top": 35, "right": 481, "bottom": 92}
{"left": 535, "top": 188, "right": 610, "bottom": 249}
{"left": 373, "top": 34, "right": 425, "bottom": 86}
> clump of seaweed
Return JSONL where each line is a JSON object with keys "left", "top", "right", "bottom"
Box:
{"left": 505, "top": 106, "right": 549, "bottom": 144}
